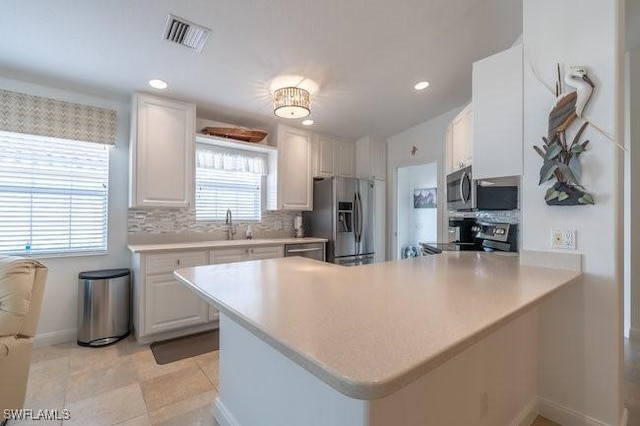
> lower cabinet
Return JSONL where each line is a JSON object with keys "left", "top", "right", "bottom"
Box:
{"left": 145, "top": 274, "right": 209, "bottom": 335}
{"left": 132, "top": 244, "right": 287, "bottom": 342}
{"left": 132, "top": 250, "right": 210, "bottom": 342}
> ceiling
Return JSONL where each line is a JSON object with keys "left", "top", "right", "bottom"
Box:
{"left": 0, "top": 0, "right": 522, "bottom": 140}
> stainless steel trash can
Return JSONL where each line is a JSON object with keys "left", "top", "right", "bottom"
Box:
{"left": 77, "top": 268, "right": 130, "bottom": 347}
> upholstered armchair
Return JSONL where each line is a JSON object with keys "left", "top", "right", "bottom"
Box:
{"left": 0, "top": 256, "right": 47, "bottom": 420}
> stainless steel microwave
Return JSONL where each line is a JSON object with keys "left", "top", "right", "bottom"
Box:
{"left": 446, "top": 166, "right": 475, "bottom": 211}
{"left": 447, "top": 166, "right": 519, "bottom": 211}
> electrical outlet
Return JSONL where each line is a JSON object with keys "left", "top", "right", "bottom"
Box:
{"left": 274, "top": 220, "right": 283, "bottom": 231}
{"left": 480, "top": 392, "right": 488, "bottom": 418}
{"left": 551, "top": 229, "right": 577, "bottom": 250}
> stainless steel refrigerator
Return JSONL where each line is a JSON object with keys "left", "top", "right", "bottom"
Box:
{"left": 303, "top": 177, "right": 375, "bottom": 266}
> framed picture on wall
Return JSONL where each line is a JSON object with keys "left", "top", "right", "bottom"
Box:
{"left": 414, "top": 187, "right": 436, "bottom": 209}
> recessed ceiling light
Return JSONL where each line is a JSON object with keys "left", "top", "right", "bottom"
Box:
{"left": 414, "top": 81, "right": 430, "bottom": 91}
{"left": 149, "top": 79, "right": 168, "bottom": 90}
{"left": 302, "top": 119, "right": 314, "bottom": 126}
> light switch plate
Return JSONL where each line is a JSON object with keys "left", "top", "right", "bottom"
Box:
{"left": 551, "top": 229, "right": 577, "bottom": 250}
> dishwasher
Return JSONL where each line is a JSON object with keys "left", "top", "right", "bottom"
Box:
{"left": 284, "top": 242, "right": 326, "bottom": 262}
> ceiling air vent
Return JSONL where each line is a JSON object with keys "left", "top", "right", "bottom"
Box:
{"left": 163, "top": 14, "right": 211, "bottom": 52}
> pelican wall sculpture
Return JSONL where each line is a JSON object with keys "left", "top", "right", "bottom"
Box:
{"left": 533, "top": 65, "right": 596, "bottom": 205}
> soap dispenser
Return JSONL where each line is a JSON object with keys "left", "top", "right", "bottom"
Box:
{"left": 245, "top": 225, "right": 253, "bottom": 240}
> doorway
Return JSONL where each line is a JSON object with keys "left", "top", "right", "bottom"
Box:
{"left": 396, "top": 162, "right": 438, "bottom": 259}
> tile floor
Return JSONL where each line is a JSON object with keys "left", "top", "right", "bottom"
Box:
{"left": 10, "top": 335, "right": 607, "bottom": 425}
{"left": 14, "top": 336, "right": 220, "bottom": 426}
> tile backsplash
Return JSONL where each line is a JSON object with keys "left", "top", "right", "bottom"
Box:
{"left": 127, "top": 208, "right": 300, "bottom": 240}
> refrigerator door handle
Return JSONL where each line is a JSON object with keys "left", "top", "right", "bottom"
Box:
{"left": 354, "top": 192, "right": 363, "bottom": 243}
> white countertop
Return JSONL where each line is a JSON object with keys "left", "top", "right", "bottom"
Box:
{"left": 174, "top": 253, "right": 581, "bottom": 400}
{"left": 127, "top": 237, "right": 327, "bottom": 253}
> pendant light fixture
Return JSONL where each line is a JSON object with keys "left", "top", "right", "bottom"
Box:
{"left": 273, "top": 86, "right": 311, "bottom": 119}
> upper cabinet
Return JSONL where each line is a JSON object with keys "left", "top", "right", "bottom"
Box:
{"left": 129, "top": 93, "right": 195, "bottom": 208}
{"left": 472, "top": 44, "right": 523, "bottom": 179}
{"left": 267, "top": 124, "right": 313, "bottom": 211}
{"left": 314, "top": 135, "right": 336, "bottom": 177}
{"left": 356, "top": 136, "right": 386, "bottom": 181}
{"left": 335, "top": 140, "right": 355, "bottom": 177}
{"left": 446, "top": 103, "right": 473, "bottom": 174}
{"left": 312, "top": 135, "right": 356, "bottom": 178}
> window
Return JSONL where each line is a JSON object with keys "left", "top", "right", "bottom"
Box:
{"left": 0, "top": 131, "right": 109, "bottom": 255}
{"left": 195, "top": 144, "right": 266, "bottom": 221}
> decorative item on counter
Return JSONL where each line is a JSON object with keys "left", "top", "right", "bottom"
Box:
{"left": 294, "top": 215, "right": 304, "bottom": 238}
{"left": 201, "top": 127, "right": 267, "bottom": 143}
{"left": 533, "top": 64, "right": 595, "bottom": 206}
{"left": 246, "top": 225, "right": 253, "bottom": 240}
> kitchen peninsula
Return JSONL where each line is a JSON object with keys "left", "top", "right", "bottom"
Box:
{"left": 175, "top": 253, "right": 581, "bottom": 426}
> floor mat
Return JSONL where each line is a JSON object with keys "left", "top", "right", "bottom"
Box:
{"left": 150, "top": 329, "right": 219, "bottom": 365}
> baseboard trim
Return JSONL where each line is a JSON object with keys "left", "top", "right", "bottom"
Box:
{"left": 33, "top": 328, "right": 76, "bottom": 348}
{"left": 539, "top": 397, "right": 614, "bottom": 426}
{"left": 214, "top": 397, "right": 240, "bottom": 426}
{"left": 509, "top": 397, "right": 539, "bottom": 426}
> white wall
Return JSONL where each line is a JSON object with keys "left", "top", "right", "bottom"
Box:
{"left": 386, "top": 107, "right": 462, "bottom": 260}
{"left": 627, "top": 48, "right": 640, "bottom": 340}
{"left": 0, "top": 75, "right": 131, "bottom": 346}
{"left": 397, "top": 163, "right": 438, "bottom": 258}
{"left": 522, "top": 0, "right": 624, "bottom": 424}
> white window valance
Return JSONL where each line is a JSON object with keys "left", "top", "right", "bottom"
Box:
{"left": 196, "top": 144, "right": 267, "bottom": 175}
{"left": 0, "top": 89, "right": 117, "bottom": 145}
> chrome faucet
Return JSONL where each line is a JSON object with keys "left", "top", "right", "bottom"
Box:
{"left": 225, "top": 209, "right": 237, "bottom": 240}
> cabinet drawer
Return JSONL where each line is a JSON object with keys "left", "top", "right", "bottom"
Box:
{"left": 209, "top": 247, "right": 250, "bottom": 264}
{"left": 251, "top": 245, "right": 284, "bottom": 260}
{"left": 145, "top": 251, "right": 208, "bottom": 275}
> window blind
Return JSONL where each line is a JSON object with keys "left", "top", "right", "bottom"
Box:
{"left": 195, "top": 168, "right": 262, "bottom": 221}
{"left": 0, "top": 131, "right": 109, "bottom": 255}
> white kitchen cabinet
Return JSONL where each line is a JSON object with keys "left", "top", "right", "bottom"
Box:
{"left": 472, "top": 44, "right": 523, "bottom": 179}
{"left": 314, "top": 135, "right": 336, "bottom": 177}
{"left": 131, "top": 243, "right": 289, "bottom": 342}
{"left": 267, "top": 125, "right": 313, "bottom": 211}
{"left": 356, "top": 136, "right": 386, "bottom": 181}
{"left": 129, "top": 93, "right": 195, "bottom": 208}
{"left": 133, "top": 250, "right": 209, "bottom": 341}
{"left": 209, "top": 245, "right": 284, "bottom": 264}
{"left": 312, "top": 135, "right": 356, "bottom": 178}
{"left": 335, "top": 140, "right": 355, "bottom": 177}
{"left": 447, "top": 103, "right": 473, "bottom": 174}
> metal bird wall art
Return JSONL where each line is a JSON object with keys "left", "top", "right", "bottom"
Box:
{"left": 533, "top": 64, "right": 596, "bottom": 206}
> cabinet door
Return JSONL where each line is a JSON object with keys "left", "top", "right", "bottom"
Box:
{"left": 371, "top": 139, "right": 387, "bottom": 181}
{"left": 250, "top": 245, "right": 284, "bottom": 260}
{"left": 277, "top": 126, "right": 313, "bottom": 210}
{"left": 473, "top": 44, "right": 523, "bottom": 179}
{"left": 316, "top": 136, "right": 335, "bottom": 177}
{"left": 130, "top": 93, "right": 195, "bottom": 208}
{"left": 451, "top": 104, "right": 473, "bottom": 171}
{"left": 145, "top": 274, "right": 209, "bottom": 335}
{"left": 336, "top": 141, "right": 355, "bottom": 177}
